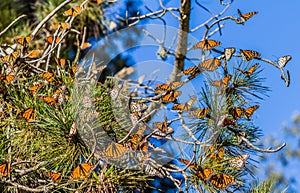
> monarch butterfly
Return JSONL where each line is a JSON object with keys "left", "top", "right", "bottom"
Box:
{"left": 278, "top": 55, "right": 292, "bottom": 68}
{"left": 244, "top": 105, "right": 259, "bottom": 119}
{"left": 19, "top": 108, "right": 36, "bottom": 122}
{"left": 47, "top": 36, "right": 61, "bottom": 45}
{"left": 192, "top": 39, "right": 221, "bottom": 50}
{"left": 106, "top": 142, "right": 128, "bottom": 159}
{"left": 69, "top": 64, "right": 78, "bottom": 78}
{"left": 172, "top": 96, "right": 197, "bottom": 111}
{"left": 198, "top": 58, "right": 221, "bottom": 72}
{"left": 39, "top": 72, "right": 54, "bottom": 83}
{"left": 74, "top": 41, "right": 91, "bottom": 50}
{"left": 90, "top": 0, "right": 103, "bottom": 4}
{"left": 155, "top": 81, "right": 183, "bottom": 93}
{"left": 210, "top": 75, "right": 232, "bottom": 89}
{"left": 0, "top": 73, "right": 15, "bottom": 84}
{"left": 229, "top": 154, "right": 249, "bottom": 168}
{"left": 129, "top": 125, "right": 147, "bottom": 150}
{"left": 182, "top": 66, "right": 203, "bottom": 80}
{"left": 229, "top": 107, "right": 244, "bottom": 120}
{"left": 51, "top": 85, "right": 66, "bottom": 105}
{"left": 237, "top": 9, "right": 258, "bottom": 24}
{"left": 15, "top": 36, "right": 32, "bottom": 47}
{"left": 29, "top": 83, "right": 43, "bottom": 94}
{"left": 152, "top": 117, "right": 174, "bottom": 139}
{"left": 70, "top": 163, "right": 94, "bottom": 180}
{"left": 38, "top": 96, "right": 57, "bottom": 105}
{"left": 45, "top": 172, "right": 62, "bottom": 183}
{"left": 64, "top": 6, "right": 82, "bottom": 17}
{"left": 240, "top": 49, "right": 261, "bottom": 61}
{"left": 25, "top": 50, "right": 43, "bottom": 58}
{"left": 55, "top": 57, "right": 67, "bottom": 66}
{"left": 0, "top": 163, "right": 10, "bottom": 177}
{"left": 197, "top": 167, "right": 214, "bottom": 181}
{"left": 161, "top": 91, "right": 182, "bottom": 103}
{"left": 51, "top": 22, "right": 70, "bottom": 30}
{"left": 210, "top": 173, "right": 235, "bottom": 189}
{"left": 2, "top": 51, "right": 20, "bottom": 63}
{"left": 219, "top": 117, "right": 237, "bottom": 127}
{"left": 130, "top": 102, "right": 147, "bottom": 113}
{"left": 237, "top": 63, "right": 259, "bottom": 77}
{"left": 224, "top": 47, "right": 236, "bottom": 61}
{"left": 188, "top": 107, "right": 210, "bottom": 119}
{"left": 209, "top": 146, "right": 225, "bottom": 161}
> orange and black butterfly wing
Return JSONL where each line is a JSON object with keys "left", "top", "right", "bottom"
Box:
{"left": 46, "top": 172, "right": 62, "bottom": 183}
{"left": 244, "top": 105, "right": 259, "bottom": 119}
{"left": 0, "top": 163, "right": 10, "bottom": 177}
{"left": 229, "top": 107, "right": 244, "bottom": 120}
{"left": 177, "top": 158, "right": 197, "bottom": 169}
{"left": 210, "top": 173, "right": 235, "bottom": 189}
{"left": 240, "top": 49, "right": 261, "bottom": 61}
{"left": 199, "top": 58, "right": 221, "bottom": 71}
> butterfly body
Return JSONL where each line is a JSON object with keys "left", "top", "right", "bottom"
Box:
{"left": 237, "top": 63, "right": 259, "bottom": 77}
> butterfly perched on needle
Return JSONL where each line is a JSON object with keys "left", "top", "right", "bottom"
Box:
{"left": 229, "top": 105, "right": 259, "bottom": 120}
{"left": 244, "top": 105, "right": 259, "bottom": 119}
{"left": 0, "top": 73, "right": 15, "bottom": 84}
{"left": 277, "top": 55, "right": 292, "bottom": 68}
{"left": 25, "top": 50, "right": 43, "bottom": 58}
{"left": 188, "top": 107, "right": 210, "bottom": 119}
{"left": 55, "top": 57, "right": 67, "bottom": 66}
{"left": 172, "top": 96, "right": 197, "bottom": 111}
{"left": 209, "top": 146, "right": 225, "bottom": 162}
{"left": 210, "top": 75, "right": 232, "bottom": 90}
{"left": 240, "top": 49, "right": 261, "bottom": 61}
{"left": 237, "top": 63, "right": 259, "bottom": 77}
{"left": 70, "top": 163, "right": 94, "bottom": 180}
{"left": 210, "top": 173, "right": 236, "bottom": 189}
{"left": 198, "top": 58, "right": 221, "bottom": 72}
{"left": 29, "top": 83, "right": 43, "bottom": 95}
{"left": 192, "top": 39, "right": 221, "bottom": 50}
{"left": 237, "top": 9, "right": 258, "bottom": 25}
{"left": 229, "top": 154, "right": 249, "bottom": 168}
{"left": 0, "top": 163, "right": 10, "bottom": 177}
{"left": 177, "top": 158, "right": 214, "bottom": 181}
{"left": 39, "top": 72, "right": 54, "bottom": 83}
{"left": 15, "top": 36, "right": 32, "bottom": 47}
{"left": 45, "top": 172, "right": 62, "bottom": 183}
{"left": 64, "top": 6, "right": 82, "bottom": 17}
{"left": 224, "top": 47, "right": 236, "bottom": 61}
{"left": 18, "top": 108, "right": 36, "bottom": 122}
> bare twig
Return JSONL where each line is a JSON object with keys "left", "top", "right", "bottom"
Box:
{"left": 0, "top": 14, "right": 27, "bottom": 37}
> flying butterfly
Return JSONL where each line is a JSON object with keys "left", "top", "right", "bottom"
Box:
{"left": 229, "top": 107, "right": 244, "bottom": 120}
{"left": 278, "top": 55, "right": 292, "bottom": 68}
{"left": 198, "top": 58, "right": 221, "bottom": 72}
{"left": 237, "top": 63, "right": 259, "bottom": 77}
{"left": 70, "top": 163, "right": 94, "bottom": 180}
{"left": 210, "top": 75, "right": 232, "bottom": 89}
{"left": 51, "top": 22, "right": 70, "bottom": 30}
{"left": 47, "top": 36, "right": 61, "bottom": 45}
{"left": 155, "top": 81, "right": 183, "bottom": 93}
{"left": 188, "top": 107, "right": 210, "bottom": 119}
{"left": 237, "top": 9, "right": 258, "bottom": 24}
{"left": 106, "top": 142, "right": 128, "bottom": 159}
{"left": 172, "top": 96, "right": 197, "bottom": 111}
{"left": 0, "top": 163, "right": 10, "bottom": 177}
{"left": 210, "top": 173, "right": 235, "bottom": 189}
{"left": 29, "top": 83, "right": 43, "bottom": 94}
{"left": 15, "top": 36, "right": 32, "bottom": 47}
{"left": 224, "top": 47, "right": 236, "bottom": 61}
{"left": 45, "top": 172, "right": 62, "bottom": 183}
{"left": 18, "top": 108, "right": 36, "bottom": 122}
{"left": 240, "top": 49, "right": 261, "bottom": 61}
{"left": 229, "top": 154, "right": 249, "bottom": 168}
{"left": 244, "top": 105, "right": 259, "bottom": 119}
{"left": 192, "top": 39, "right": 221, "bottom": 50}
{"left": 2, "top": 51, "right": 20, "bottom": 63}
{"left": 64, "top": 6, "right": 82, "bottom": 17}
{"left": 161, "top": 91, "right": 182, "bottom": 103}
